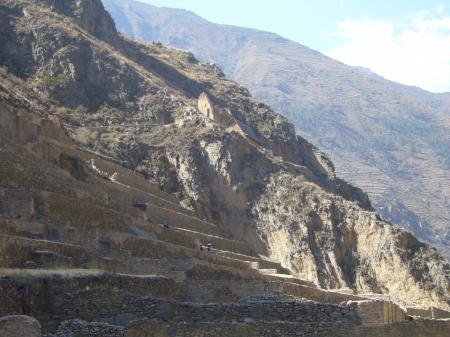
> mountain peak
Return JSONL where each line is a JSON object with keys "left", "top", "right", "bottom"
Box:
{"left": 37, "top": 0, "right": 118, "bottom": 44}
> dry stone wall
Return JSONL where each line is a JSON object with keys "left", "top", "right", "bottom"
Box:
{"left": 0, "top": 273, "right": 180, "bottom": 330}
{"left": 347, "top": 300, "right": 406, "bottom": 325}
{"left": 124, "top": 319, "right": 450, "bottom": 337}
{"left": 406, "top": 306, "right": 450, "bottom": 319}
{"left": 56, "top": 320, "right": 124, "bottom": 337}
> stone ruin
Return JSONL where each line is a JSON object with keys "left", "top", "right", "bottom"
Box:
{"left": 0, "top": 98, "right": 449, "bottom": 337}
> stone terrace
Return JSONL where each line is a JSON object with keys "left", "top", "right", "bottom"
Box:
{"left": 0, "top": 107, "right": 449, "bottom": 336}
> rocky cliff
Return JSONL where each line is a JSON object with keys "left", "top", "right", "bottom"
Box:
{"left": 102, "top": 0, "right": 450, "bottom": 259}
{"left": 0, "top": 0, "right": 448, "bottom": 313}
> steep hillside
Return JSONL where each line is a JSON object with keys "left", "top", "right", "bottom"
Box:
{"left": 102, "top": 0, "right": 450, "bottom": 258}
{"left": 0, "top": 1, "right": 449, "bottom": 335}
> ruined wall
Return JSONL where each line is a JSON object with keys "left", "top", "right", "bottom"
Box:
{"left": 0, "top": 189, "right": 35, "bottom": 220}
{"left": 197, "top": 93, "right": 215, "bottom": 120}
{"left": 406, "top": 306, "right": 450, "bottom": 319}
{"left": 0, "top": 277, "right": 362, "bottom": 332}
{"left": 197, "top": 92, "right": 234, "bottom": 127}
{"left": 0, "top": 234, "right": 90, "bottom": 268}
{"left": 184, "top": 278, "right": 364, "bottom": 304}
{"left": 347, "top": 300, "right": 406, "bottom": 325}
{"left": 125, "top": 319, "right": 450, "bottom": 337}
{"left": 56, "top": 320, "right": 124, "bottom": 337}
{"left": 0, "top": 273, "right": 180, "bottom": 331}
{"left": 156, "top": 226, "right": 254, "bottom": 256}
{"left": 0, "top": 103, "right": 71, "bottom": 147}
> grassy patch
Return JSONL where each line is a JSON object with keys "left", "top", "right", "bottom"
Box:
{"left": 38, "top": 73, "right": 68, "bottom": 87}
{"left": 0, "top": 268, "right": 104, "bottom": 279}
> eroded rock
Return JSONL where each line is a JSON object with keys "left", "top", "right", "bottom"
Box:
{"left": 0, "top": 315, "right": 41, "bottom": 337}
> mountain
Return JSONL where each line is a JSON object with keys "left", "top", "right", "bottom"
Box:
{"left": 0, "top": 0, "right": 449, "bottom": 335}
{"left": 102, "top": 0, "right": 450, "bottom": 258}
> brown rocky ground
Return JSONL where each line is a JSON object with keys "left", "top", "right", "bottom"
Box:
{"left": 101, "top": 0, "right": 450, "bottom": 258}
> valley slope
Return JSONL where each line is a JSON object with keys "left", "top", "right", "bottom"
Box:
{"left": 0, "top": 0, "right": 449, "bottom": 325}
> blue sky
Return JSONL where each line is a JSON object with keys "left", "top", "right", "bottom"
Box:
{"left": 139, "top": 1, "right": 450, "bottom": 92}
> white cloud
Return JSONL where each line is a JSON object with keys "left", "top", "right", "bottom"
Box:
{"left": 326, "top": 7, "right": 450, "bottom": 93}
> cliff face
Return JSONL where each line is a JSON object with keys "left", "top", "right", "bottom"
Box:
{"left": 0, "top": 0, "right": 448, "bottom": 310}
{"left": 102, "top": 0, "right": 450, "bottom": 259}
{"left": 168, "top": 128, "right": 449, "bottom": 309}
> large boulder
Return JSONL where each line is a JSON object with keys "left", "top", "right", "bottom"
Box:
{"left": 0, "top": 315, "right": 41, "bottom": 337}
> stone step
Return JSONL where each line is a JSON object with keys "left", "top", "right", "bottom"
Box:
{"left": 0, "top": 233, "right": 268, "bottom": 286}
{"left": 111, "top": 233, "right": 259, "bottom": 273}
{"left": 213, "top": 250, "right": 287, "bottom": 272}
{"left": 180, "top": 262, "right": 364, "bottom": 305}
{"left": 1, "top": 232, "right": 358, "bottom": 308}
{"left": 0, "top": 144, "right": 222, "bottom": 238}
{"left": 263, "top": 273, "right": 316, "bottom": 287}
{"left": 0, "top": 231, "right": 321, "bottom": 302}
{"left": 258, "top": 268, "right": 279, "bottom": 275}
{"left": 30, "top": 250, "right": 74, "bottom": 269}
{"left": 145, "top": 204, "right": 221, "bottom": 236}
{"left": 45, "top": 140, "right": 223, "bottom": 234}
{"left": 140, "top": 224, "right": 255, "bottom": 257}
{"left": 0, "top": 232, "right": 320, "bottom": 303}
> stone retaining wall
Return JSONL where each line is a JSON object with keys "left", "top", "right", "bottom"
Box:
{"left": 0, "top": 279, "right": 359, "bottom": 331}
{"left": 0, "top": 273, "right": 181, "bottom": 330}
{"left": 406, "top": 306, "right": 450, "bottom": 319}
{"left": 155, "top": 226, "right": 254, "bottom": 257}
{"left": 56, "top": 319, "right": 124, "bottom": 337}
{"left": 347, "top": 300, "right": 406, "bottom": 325}
{"left": 125, "top": 319, "right": 450, "bottom": 337}
{"left": 0, "top": 235, "right": 90, "bottom": 268}
{"left": 183, "top": 277, "right": 364, "bottom": 304}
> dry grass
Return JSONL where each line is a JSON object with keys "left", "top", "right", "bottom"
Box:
{"left": 0, "top": 268, "right": 105, "bottom": 278}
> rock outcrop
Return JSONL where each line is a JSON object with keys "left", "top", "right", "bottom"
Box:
{"left": 0, "top": 315, "right": 41, "bottom": 337}
{"left": 102, "top": 0, "right": 450, "bottom": 259}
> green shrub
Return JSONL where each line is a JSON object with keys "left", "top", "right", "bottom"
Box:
{"left": 39, "top": 74, "right": 68, "bottom": 87}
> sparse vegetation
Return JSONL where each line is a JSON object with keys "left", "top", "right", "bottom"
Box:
{"left": 0, "top": 268, "right": 104, "bottom": 279}
{"left": 87, "top": 159, "right": 116, "bottom": 180}
{"left": 246, "top": 110, "right": 272, "bottom": 135}
{"left": 59, "top": 153, "right": 90, "bottom": 181}
{"left": 38, "top": 73, "right": 69, "bottom": 87}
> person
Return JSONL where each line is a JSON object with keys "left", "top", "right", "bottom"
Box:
{"left": 159, "top": 220, "right": 170, "bottom": 229}
{"left": 207, "top": 242, "right": 212, "bottom": 252}
{"left": 200, "top": 245, "right": 204, "bottom": 252}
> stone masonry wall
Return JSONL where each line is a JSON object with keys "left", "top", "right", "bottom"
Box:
{"left": 347, "top": 300, "right": 406, "bottom": 325}
{"left": 0, "top": 273, "right": 180, "bottom": 331}
{"left": 125, "top": 319, "right": 450, "bottom": 337}
{"left": 0, "top": 278, "right": 360, "bottom": 331}
{"left": 406, "top": 306, "right": 450, "bottom": 319}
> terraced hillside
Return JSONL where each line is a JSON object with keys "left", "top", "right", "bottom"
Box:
{"left": 102, "top": 0, "right": 450, "bottom": 258}
{"left": 0, "top": 0, "right": 449, "bottom": 336}
{"left": 1, "top": 73, "right": 449, "bottom": 336}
